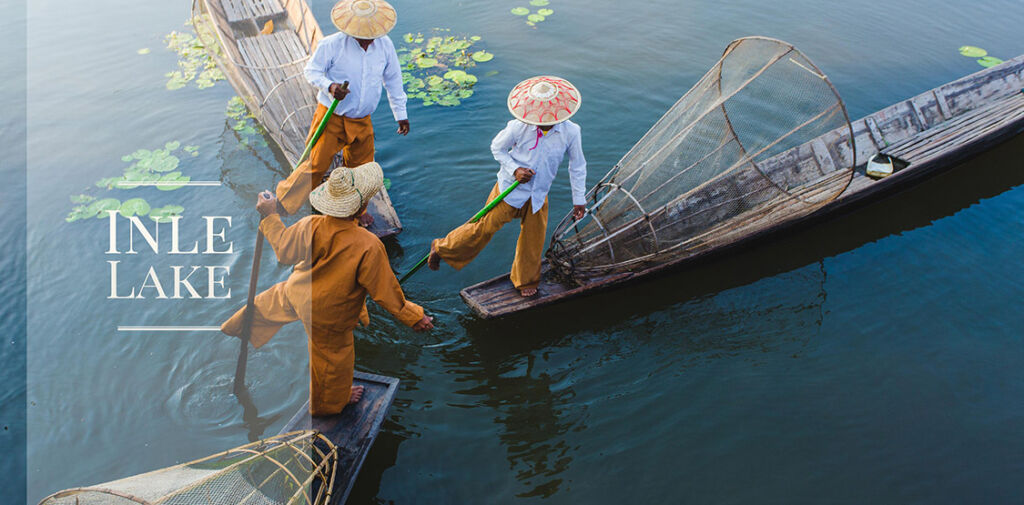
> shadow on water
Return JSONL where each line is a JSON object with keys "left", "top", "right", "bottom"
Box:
{"left": 467, "top": 133, "right": 1024, "bottom": 341}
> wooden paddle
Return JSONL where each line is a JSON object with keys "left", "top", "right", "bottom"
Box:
{"left": 399, "top": 180, "right": 521, "bottom": 284}
{"left": 233, "top": 82, "right": 348, "bottom": 394}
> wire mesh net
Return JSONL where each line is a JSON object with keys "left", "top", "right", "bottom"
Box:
{"left": 547, "top": 37, "right": 854, "bottom": 280}
{"left": 39, "top": 431, "right": 338, "bottom": 505}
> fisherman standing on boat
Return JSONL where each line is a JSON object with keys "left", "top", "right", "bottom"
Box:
{"left": 222, "top": 162, "right": 433, "bottom": 414}
{"left": 275, "top": 0, "right": 408, "bottom": 222}
{"left": 428, "top": 76, "right": 587, "bottom": 297}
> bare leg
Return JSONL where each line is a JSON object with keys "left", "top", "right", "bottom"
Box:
{"left": 348, "top": 385, "right": 365, "bottom": 404}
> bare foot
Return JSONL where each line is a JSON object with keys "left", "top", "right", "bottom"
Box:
{"left": 428, "top": 242, "right": 441, "bottom": 271}
{"left": 520, "top": 287, "right": 538, "bottom": 297}
{"left": 358, "top": 213, "right": 375, "bottom": 227}
{"left": 348, "top": 385, "right": 365, "bottom": 404}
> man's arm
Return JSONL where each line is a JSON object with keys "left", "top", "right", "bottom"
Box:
{"left": 303, "top": 39, "right": 334, "bottom": 92}
{"left": 567, "top": 127, "right": 588, "bottom": 218}
{"left": 257, "top": 191, "right": 313, "bottom": 265}
{"left": 357, "top": 241, "right": 432, "bottom": 330}
{"left": 381, "top": 39, "right": 409, "bottom": 126}
{"left": 491, "top": 122, "right": 521, "bottom": 182}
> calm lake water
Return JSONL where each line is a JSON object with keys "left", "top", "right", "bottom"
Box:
{"left": 11, "top": 0, "right": 1024, "bottom": 503}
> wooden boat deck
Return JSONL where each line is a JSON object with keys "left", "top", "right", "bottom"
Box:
{"left": 278, "top": 371, "right": 399, "bottom": 505}
{"left": 462, "top": 55, "right": 1024, "bottom": 319}
{"left": 193, "top": 0, "right": 403, "bottom": 238}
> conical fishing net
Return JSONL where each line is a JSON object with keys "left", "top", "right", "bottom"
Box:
{"left": 38, "top": 431, "right": 338, "bottom": 505}
{"left": 547, "top": 37, "right": 854, "bottom": 279}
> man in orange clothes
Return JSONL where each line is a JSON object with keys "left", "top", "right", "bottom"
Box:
{"left": 275, "top": 0, "right": 409, "bottom": 220}
{"left": 222, "top": 162, "right": 433, "bottom": 415}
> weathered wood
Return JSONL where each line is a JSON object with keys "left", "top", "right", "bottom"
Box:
{"left": 195, "top": 0, "right": 404, "bottom": 239}
{"left": 462, "top": 55, "right": 1024, "bottom": 318}
{"left": 279, "top": 371, "right": 399, "bottom": 505}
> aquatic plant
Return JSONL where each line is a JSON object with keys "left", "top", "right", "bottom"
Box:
{"left": 164, "top": 16, "right": 226, "bottom": 90}
{"left": 398, "top": 30, "right": 493, "bottom": 107}
{"left": 66, "top": 142, "right": 198, "bottom": 223}
{"left": 226, "top": 96, "right": 268, "bottom": 148}
{"left": 957, "top": 45, "right": 1005, "bottom": 69}
{"left": 511, "top": 0, "right": 555, "bottom": 26}
{"left": 137, "top": 48, "right": 151, "bottom": 55}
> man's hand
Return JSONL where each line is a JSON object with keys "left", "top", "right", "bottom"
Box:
{"left": 397, "top": 119, "right": 410, "bottom": 136}
{"left": 256, "top": 191, "right": 279, "bottom": 218}
{"left": 514, "top": 167, "right": 535, "bottom": 183}
{"left": 412, "top": 315, "right": 434, "bottom": 331}
{"left": 572, "top": 205, "right": 587, "bottom": 220}
{"left": 328, "top": 82, "right": 350, "bottom": 101}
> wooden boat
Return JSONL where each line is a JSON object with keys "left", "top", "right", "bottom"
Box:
{"left": 462, "top": 51, "right": 1024, "bottom": 319}
{"left": 192, "top": 0, "right": 402, "bottom": 238}
{"left": 278, "top": 371, "right": 399, "bottom": 505}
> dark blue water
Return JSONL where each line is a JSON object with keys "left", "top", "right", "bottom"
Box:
{"left": 7, "top": 0, "right": 1024, "bottom": 503}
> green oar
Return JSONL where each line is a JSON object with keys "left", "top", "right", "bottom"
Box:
{"left": 399, "top": 180, "right": 521, "bottom": 284}
{"left": 233, "top": 82, "right": 348, "bottom": 393}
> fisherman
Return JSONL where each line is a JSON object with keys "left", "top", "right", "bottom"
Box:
{"left": 428, "top": 76, "right": 587, "bottom": 297}
{"left": 222, "top": 162, "right": 434, "bottom": 415}
{"left": 275, "top": 0, "right": 409, "bottom": 221}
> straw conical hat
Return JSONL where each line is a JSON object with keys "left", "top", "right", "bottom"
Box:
{"left": 309, "top": 162, "right": 384, "bottom": 218}
{"left": 331, "top": 0, "right": 397, "bottom": 39}
{"left": 507, "top": 76, "right": 582, "bottom": 126}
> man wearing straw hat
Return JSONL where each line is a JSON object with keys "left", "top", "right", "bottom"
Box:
{"left": 428, "top": 76, "right": 588, "bottom": 297}
{"left": 275, "top": 0, "right": 409, "bottom": 220}
{"left": 222, "top": 162, "right": 434, "bottom": 414}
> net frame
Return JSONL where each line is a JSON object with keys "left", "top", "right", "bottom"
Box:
{"left": 547, "top": 36, "right": 855, "bottom": 279}
{"left": 38, "top": 430, "right": 339, "bottom": 505}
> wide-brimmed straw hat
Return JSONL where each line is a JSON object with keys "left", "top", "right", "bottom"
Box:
{"left": 309, "top": 162, "right": 384, "bottom": 218}
{"left": 331, "top": 0, "right": 397, "bottom": 39}
{"left": 507, "top": 76, "right": 582, "bottom": 126}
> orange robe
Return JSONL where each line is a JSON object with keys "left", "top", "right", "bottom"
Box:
{"left": 221, "top": 214, "right": 423, "bottom": 415}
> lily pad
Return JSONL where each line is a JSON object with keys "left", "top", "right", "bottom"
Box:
{"left": 119, "top": 198, "right": 151, "bottom": 218}
{"left": 118, "top": 172, "right": 161, "bottom": 189}
{"left": 137, "top": 48, "right": 151, "bottom": 55}
{"left": 157, "top": 172, "right": 191, "bottom": 191}
{"left": 416, "top": 57, "right": 439, "bottom": 68}
{"left": 89, "top": 198, "right": 122, "bottom": 219}
{"left": 537, "top": 8, "right": 554, "bottom": 15}
{"left": 149, "top": 205, "right": 185, "bottom": 223}
{"left": 70, "top": 194, "right": 95, "bottom": 204}
{"left": 977, "top": 56, "right": 1004, "bottom": 68}
{"left": 66, "top": 205, "right": 98, "bottom": 222}
{"left": 150, "top": 154, "right": 180, "bottom": 173}
{"left": 165, "top": 140, "right": 181, "bottom": 151}
{"left": 511, "top": 7, "right": 530, "bottom": 15}
{"left": 530, "top": 0, "right": 550, "bottom": 5}
{"left": 471, "top": 51, "right": 494, "bottom": 62}
{"left": 444, "top": 69, "right": 468, "bottom": 81}
{"left": 121, "top": 155, "right": 133, "bottom": 162}
{"left": 528, "top": 13, "right": 546, "bottom": 23}
{"left": 958, "top": 46, "right": 987, "bottom": 58}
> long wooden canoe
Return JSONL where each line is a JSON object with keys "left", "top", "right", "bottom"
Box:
{"left": 278, "top": 371, "right": 399, "bottom": 505}
{"left": 192, "top": 0, "right": 403, "bottom": 238}
{"left": 462, "top": 55, "right": 1024, "bottom": 318}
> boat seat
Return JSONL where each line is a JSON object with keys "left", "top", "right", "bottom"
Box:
{"left": 881, "top": 91, "right": 1024, "bottom": 167}
{"left": 220, "top": 0, "right": 285, "bottom": 23}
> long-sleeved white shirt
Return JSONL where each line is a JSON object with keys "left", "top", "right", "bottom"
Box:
{"left": 491, "top": 119, "right": 587, "bottom": 213}
{"left": 304, "top": 33, "right": 407, "bottom": 121}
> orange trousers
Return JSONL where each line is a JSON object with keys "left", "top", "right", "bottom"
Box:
{"left": 276, "top": 104, "right": 375, "bottom": 215}
{"left": 434, "top": 183, "right": 548, "bottom": 290}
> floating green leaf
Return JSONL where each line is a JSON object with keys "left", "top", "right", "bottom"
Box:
{"left": 65, "top": 205, "right": 97, "bottom": 222}
{"left": 90, "top": 198, "right": 122, "bottom": 219}
{"left": 472, "top": 51, "right": 494, "bottom": 62}
{"left": 530, "top": 0, "right": 550, "bottom": 5}
{"left": 157, "top": 172, "right": 191, "bottom": 191}
{"left": 485, "top": 70, "right": 500, "bottom": 77}
{"left": 511, "top": 7, "right": 530, "bottom": 15}
{"left": 163, "top": 16, "right": 225, "bottom": 91}
{"left": 150, "top": 205, "right": 185, "bottom": 223}
{"left": 537, "top": 8, "right": 554, "bottom": 16}
{"left": 70, "top": 194, "right": 95, "bottom": 204}
{"left": 137, "top": 48, "right": 151, "bottom": 55}
{"left": 977, "top": 56, "right": 1004, "bottom": 68}
{"left": 399, "top": 29, "right": 493, "bottom": 107}
{"left": 119, "top": 198, "right": 151, "bottom": 217}
{"left": 528, "top": 13, "right": 546, "bottom": 22}
{"left": 958, "top": 45, "right": 987, "bottom": 58}
{"left": 165, "top": 141, "right": 181, "bottom": 151}
{"left": 416, "top": 57, "right": 439, "bottom": 68}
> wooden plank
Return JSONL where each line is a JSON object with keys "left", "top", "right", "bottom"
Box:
{"left": 810, "top": 138, "right": 837, "bottom": 174}
{"left": 864, "top": 116, "right": 887, "bottom": 148}
{"left": 280, "top": 371, "right": 399, "bottom": 505}
{"left": 909, "top": 98, "right": 929, "bottom": 129}
{"left": 934, "top": 88, "right": 953, "bottom": 120}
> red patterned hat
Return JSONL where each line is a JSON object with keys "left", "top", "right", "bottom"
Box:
{"left": 507, "top": 76, "right": 582, "bottom": 126}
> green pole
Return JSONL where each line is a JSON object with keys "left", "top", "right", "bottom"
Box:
{"left": 399, "top": 180, "right": 520, "bottom": 284}
{"left": 296, "top": 81, "right": 347, "bottom": 167}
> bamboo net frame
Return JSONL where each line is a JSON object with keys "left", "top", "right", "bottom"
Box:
{"left": 38, "top": 431, "right": 338, "bottom": 505}
{"left": 547, "top": 37, "right": 855, "bottom": 279}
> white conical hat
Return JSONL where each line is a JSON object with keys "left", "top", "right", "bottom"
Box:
{"left": 309, "top": 162, "right": 384, "bottom": 218}
{"left": 331, "top": 0, "right": 397, "bottom": 39}
{"left": 507, "top": 76, "right": 582, "bottom": 126}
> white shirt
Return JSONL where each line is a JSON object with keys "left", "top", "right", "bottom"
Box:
{"left": 304, "top": 33, "right": 407, "bottom": 121}
{"left": 491, "top": 119, "right": 587, "bottom": 213}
